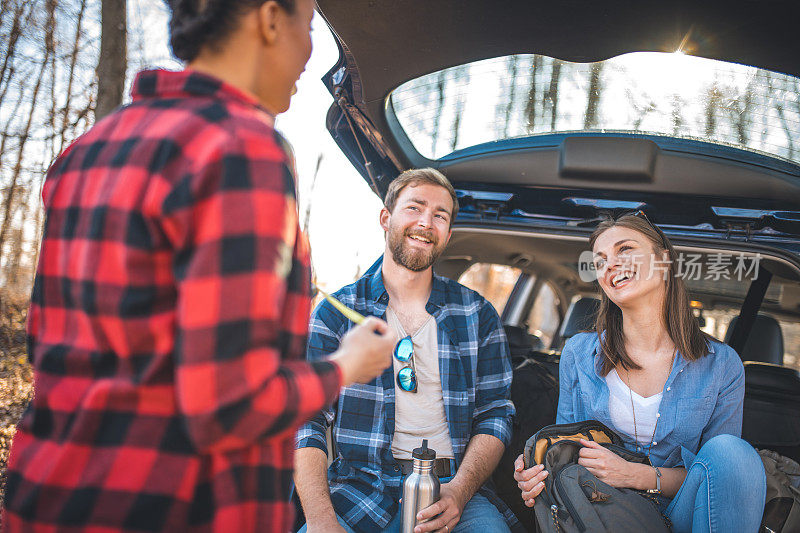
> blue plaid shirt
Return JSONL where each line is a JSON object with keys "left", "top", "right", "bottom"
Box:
{"left": 296, "top": 258, "right": 517, "bottom": 531}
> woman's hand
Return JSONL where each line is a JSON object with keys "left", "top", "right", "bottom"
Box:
{"left": 577, "top": 439, "right": 637, "bottom": 488}
{"left": 513, "top": 454, "right": 549, "bottom": 507}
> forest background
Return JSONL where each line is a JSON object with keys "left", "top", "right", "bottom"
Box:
{"left": 2, "top": 0, "right": 798, "bottom": 505}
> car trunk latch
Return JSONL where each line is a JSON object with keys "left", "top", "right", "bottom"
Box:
{"left": 723, "top": 221, "right": 755, "bottom": 242}
{"left": 457, "top": 191, "right": 515, "bottom": 220}
{"left": 711, "top": 207, "right": 800, "bottom": 241}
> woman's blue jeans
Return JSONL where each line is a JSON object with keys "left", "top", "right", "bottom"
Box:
{"left": 664, "top": 434, "right": 766, "bottom": 533}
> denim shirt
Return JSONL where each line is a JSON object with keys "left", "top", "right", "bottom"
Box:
{"left": 556, "top": 332, "right": 745, "bottom": 469}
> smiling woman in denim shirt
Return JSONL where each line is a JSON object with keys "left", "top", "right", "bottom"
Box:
{"left": 514, "top": 212, "right": 766, "bottom": 533}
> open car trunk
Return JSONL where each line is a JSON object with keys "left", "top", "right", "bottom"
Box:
{"left": 316, "top": 1, "right": 800, "bottom": 212}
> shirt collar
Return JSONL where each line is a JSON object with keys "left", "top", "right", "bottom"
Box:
{"left": 131, "top": 69, "right": 273, "bottom": 121}
{"left": 365, "top": 255, "right": 446, "bottom": 310}
{"left": 366, "top": 257, "right": 389, "bottom": 305}
{"left": 428, "top": 273, "right": 447, "bottom": 309}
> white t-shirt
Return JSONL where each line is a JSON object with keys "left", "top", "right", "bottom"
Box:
{"left": 606, "top": 369, "right": 663, "bottom": 446}
{"left": 387, "top": 307, "right": 455, "bottom": 460}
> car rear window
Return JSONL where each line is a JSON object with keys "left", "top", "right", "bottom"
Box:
{"left": 526, "top": 282, "right": 561, "bottom": 349}
{"left": 458, "top": 263, "right": 521, "bottom": 315}
{"left": 389, "top": 52, "right": 800, "bottom": 163}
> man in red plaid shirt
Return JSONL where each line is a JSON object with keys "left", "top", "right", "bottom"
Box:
{"left": 2, "top": 0, "right": 395, "bottom": 531}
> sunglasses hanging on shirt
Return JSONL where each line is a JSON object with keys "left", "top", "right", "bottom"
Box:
{"left": 394, "top": 336, "right": 417, "bottom": 393}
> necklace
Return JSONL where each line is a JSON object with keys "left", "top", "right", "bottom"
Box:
{"left": 623, "top": 349, "right": 676, "bottom": 458}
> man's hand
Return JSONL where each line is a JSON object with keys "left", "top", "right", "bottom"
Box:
{"left": 577, "top": 439, "right": 636, "bottom": 488}
{"left": 413, "top": 482, "right": 469, "bottom": 533}
{"left": 513, "top": 454, "right": 548, "bottom": 507}
{"left": 330, "top": 316, "right": 397, "bottom": 386}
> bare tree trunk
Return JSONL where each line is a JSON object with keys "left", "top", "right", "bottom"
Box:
{"left": 45, "top": 0, "right": 58, "bottom": 163}
{"left": 502, "top": 56, "right": 519, "bottom": 137}
{"left": 0, "top": 0, "right": 25, "bottom": 88}
{"left": 95, "top": 0, "right": 127, "bottom": 120}
{"left": 450, "top": 95, "right": 463, "bottom": 151}
{"left": 303, "top": 154, "right": 322, "bottom": 289}
{"left": 63, "top": 80, "right": 98, "bottom": 144}
{"left": 735, "top": 89, "right": 753, "bottom": 146}
{"left": 58, "top": 0, "right": 88, "bottom": 153}
{"left": 704, "top": 83, "right": 721, "bottom": 137}
{"left": 0, "top": 0, "right": 10, "bottom": 27}
{"left": 5, "top": 193, "right": 28, "bottom": 289}
{"left": 525, "top": 56, "right": 543, "bottom": 132}
{"left": 0, "top": 0, "right": 34, "bottom": 109}
{"left": 583, "top": 63, "right": 603, "bottom": 129}
{"left": 30, "top": 181, "right": 44, "bottom": 282}
{"left": 302, "top": 154, "right": 323, "bottom": 236}
{"left": 671, "top": 95, "right": 684, "bottom": 136}
{"left": 725, "top": 82, "right": 754, "bottom": 146}
{"left": 0, "top": 75, "right": 28, "bottom": 176}
{"left": 546, "top": 59, "right": 561, "bottom": 130}
{"left": 449, "top": 66, "right": 468, "bottom": 151}
{"left": 0, "top": 45, "right": 50, "bottom": 258}
{"left": 775, "top": 103, "right": 795, "bottom": 161}
{"left": 429, "top": 71, "right": 446, "bottom": 156}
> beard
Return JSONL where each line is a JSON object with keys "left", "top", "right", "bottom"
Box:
{"left": 387, "top": 226, "right": 445, "bottom": 272}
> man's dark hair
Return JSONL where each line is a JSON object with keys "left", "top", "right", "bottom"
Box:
{"left": 166, "top": 0, "right": 296, "bottom": 62}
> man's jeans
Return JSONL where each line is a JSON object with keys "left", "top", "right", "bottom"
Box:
{"left": 298, "top": 476, "right": 510, "bottom": 533}
{"left": 665, "top": 434, "right": 766, "bottom": 533}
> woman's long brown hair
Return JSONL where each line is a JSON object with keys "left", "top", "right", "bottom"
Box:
{"left": 589, "top": 213, "right": 711, "bottom": 376}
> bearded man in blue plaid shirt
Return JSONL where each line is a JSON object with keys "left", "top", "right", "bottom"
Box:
{"left": 295, "top": 168, "right": 520, "bottom": 533}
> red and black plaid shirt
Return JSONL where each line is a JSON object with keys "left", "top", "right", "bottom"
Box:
{"left": 3, "top": 69, "right": 342, "bottom": 532}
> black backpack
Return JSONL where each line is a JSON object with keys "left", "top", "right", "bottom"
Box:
{"left": 492, "top": 358, "right": 559, "bottom": 531}
{"left": 523, "top": 421, "right": 671, "bottom": 533}
{"left": 759, "top": 449, "right": 800, "bottom": 533}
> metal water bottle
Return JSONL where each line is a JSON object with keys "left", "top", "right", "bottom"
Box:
{"left": 400, "top": 439, "right": 441, "bottom": 533}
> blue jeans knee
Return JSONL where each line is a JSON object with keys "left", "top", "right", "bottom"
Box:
{"left": 666, "top": 434, "right": 765, "bottom": 533}
{"left": 452, "top": 492, "right": 511, "bottom": 533}
{"left": 694, "top": 434, "right": 765, "bottom": 486}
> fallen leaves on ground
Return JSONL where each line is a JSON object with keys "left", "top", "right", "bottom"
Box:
{"left": 0, "top": 291, "right": 33, "bottom": 504}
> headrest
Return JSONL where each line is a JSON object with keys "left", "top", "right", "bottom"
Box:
{"left": 504, "top": 325, "right": 544, "bottom": 352}
{"left": 559, "top": 297, "right": 600, "bottom": 340}
{"left": 724, "top": 314, "right": 784, "bottom": 365}
{"left": 744, "top": 362, "right": 800, "bottom": 397}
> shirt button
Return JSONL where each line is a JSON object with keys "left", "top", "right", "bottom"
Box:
{"left": 656, "top": 413, "right": 661, "bottom": 418}
{"left": 394, "top": 465, "right": 400, "bottom": 472}
{"left": 653, "top": 441, "right": 658, "bottom": 445}
{"left": 666, "top": 387, "right": 671, "bottom": 391}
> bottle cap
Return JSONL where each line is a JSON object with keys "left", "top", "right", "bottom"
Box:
{"left": 412, "top": 439, "right": 437, "bottom": 461}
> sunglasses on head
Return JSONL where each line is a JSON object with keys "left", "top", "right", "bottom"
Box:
{"left": 628, "top": 209, "right": 669, "bottom": 250}
{"left": 394, "top": 336, "right": 417, "bottom": 393}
